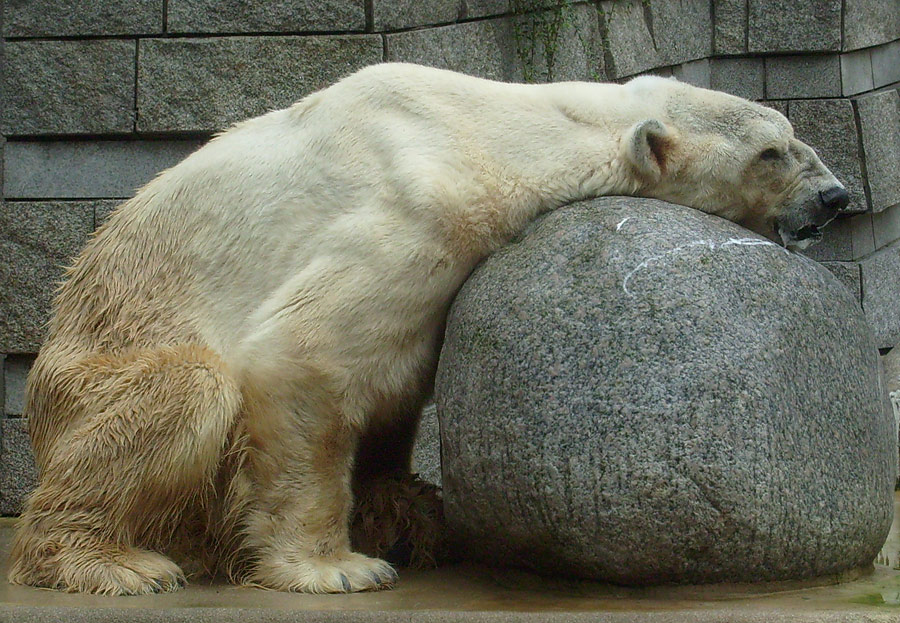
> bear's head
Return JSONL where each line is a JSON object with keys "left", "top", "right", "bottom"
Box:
{"left": 621, "top": 76, "right": 847, "bottom": 249}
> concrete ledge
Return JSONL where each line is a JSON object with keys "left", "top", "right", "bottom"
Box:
{"left": 2, "top": 491, "right": 900, "bottom": 622}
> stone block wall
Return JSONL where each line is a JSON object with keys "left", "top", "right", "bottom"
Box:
{"left": 2, "top": 0, "right": 899, "bottom": 510}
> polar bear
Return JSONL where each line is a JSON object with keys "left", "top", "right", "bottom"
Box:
{"left": 8, "top": 63, "right": 847, "bottom": 595}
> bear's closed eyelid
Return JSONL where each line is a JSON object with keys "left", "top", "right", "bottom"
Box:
{"left": 759, "top": 147, "right": 782, "bottom": 161}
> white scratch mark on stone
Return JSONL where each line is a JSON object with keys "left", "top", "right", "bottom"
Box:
{"left": 622, "top": 237, "right": 782, "bottom": 296}
{"left": 616, "top": 217, "right": 632, "bottom": 231}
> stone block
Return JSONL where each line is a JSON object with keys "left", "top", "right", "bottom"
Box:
{"left": 765, "top": 55, "right": 841, "bottom": 99}
{"left": 2, "top": 40, "right": 136, "bottom": 136}
{"left": 386, "top": 17, "right": 517, "bottom": 82}
{"left": 466, "top": 0, "right": 512, "bottom": 19}
{"left": 851, "top": 213, "right": 877, "bottom": 258}
{"left": 372, "top": 0, "right": 461, "bottom": 30}
{"left": 872, "top": 41, "right": 900, "bottom": 88}
{"left": 646, "top": 0, "right": 712, "bottom": 67}
{"left": 0, "top": 418, "right": 38, "bottom": 516}
{"left": 439, "top": 197, "right": 893, "bottom": 583}
{"left": 672, "top": 59, "right": 709, "bottom": 88}
{"left": 843, "top": 0, "right": 900, "bottom": 51}
{"left": 709, "top": 57, "right": 765, "bottom": 101}
{"left": 0, "top": 202, "right": 94, "bottom": 353}
{"left": 874, "top": 204, "right": 900, "bottom": 250}
{"left": 789, "top": 99, "right": 866, "bottom": 213}
{"left": 3, "top": 140, "right": 205, "bottom": 200}
{"left": 509, "top": 5, "right": 606, "bottom": 83}
{"left": 820, "top": 261, "right": 862, "bottom": 303}
{"left": 713, "top": 0, "right": 747, "bottom": 54}
{"left": 841, "top": 49, "right": 875, "bottom": 96}
{"left": 167, "top": 0, "right": 365, "bottom": 34}
{"left": 137, "top": 36, "right": 382, "bottom": 133}
{"left": 387, "top": 6, "right": 605, "bottom": 84}
{"left": 3, "top": 0, "right": 161, "bottom": 37}
{"left": 413, "top": 404, "right": 441, "bottom": 487}
{"left": 748, "top": 0, "right": 841, "bottom": 52}
{"left": 3, "top": 356, "right": 33, "bottom": 417}
{"left": 856, "top": 90, "right": 900, "bottom": 213}
{"left": 596, "top": 0, "right": 659, "bottom": 79}
{"left": 862, "top": 241, "right": 900, "bottom": 348}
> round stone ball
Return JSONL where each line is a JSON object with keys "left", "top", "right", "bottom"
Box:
{"left": 435, "top": 197, "right": 895, "bottom": 584}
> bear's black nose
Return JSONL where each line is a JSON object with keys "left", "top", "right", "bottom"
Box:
{"left": 819, "top": 186, "right": 849, "bottom": 213}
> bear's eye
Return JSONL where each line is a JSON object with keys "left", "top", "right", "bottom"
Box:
{"left": 759, "top": 148, "right": 782, "bottom": 161}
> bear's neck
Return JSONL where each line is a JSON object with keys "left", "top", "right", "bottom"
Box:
{"left": 458, "top": 80, "right": 651, "bottom": 243}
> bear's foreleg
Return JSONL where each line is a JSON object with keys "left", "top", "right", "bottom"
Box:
{"left": 239, "top": 365, "right": 398, "bottom": 593}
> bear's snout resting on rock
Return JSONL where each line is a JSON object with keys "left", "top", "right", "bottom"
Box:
{"left": 8, "top": 63, "right": 846, "bottom": 595}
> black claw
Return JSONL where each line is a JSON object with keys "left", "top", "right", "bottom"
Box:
{"left": 386, "top": 567, "right": 399, "bottom": 583}
{"left": 340, "top": 573, "right": 352, "bottom": 592}
{"left": 370, "top": 571, "right": 382, "bottom": 586}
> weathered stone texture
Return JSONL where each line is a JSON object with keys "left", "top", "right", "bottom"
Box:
{"left": 841, "top": 49, "right": 875, "bottom": 96}
{"left": 713, "top": 0, "right": 747, "bottom": 54}
{"left": 2, "top": 40, "right": 136, "bottom": 136}
{"left": 510, "top": 5, "right": 606, "bottom": 82}
{"left": 3, "top": 0, "right": 161, "bottom": 37}
{"left": 862, "top": 242, "right": 900, "bottom": 348}
{"left": 597, "top": 0, "right": 658, "bottom": 78}
{"left": 413, "top": 404, "right": 442, "bottom": 487}
{"left": 873, "top": 204, "right": 900, "bottom": 250}
{"left": 789, "top": 99, "right": 866, "bottom": 213}
{"left": 0, "top": 202, "right": 94, "bottom": 353}
{"left": 856, "top": 90, "right": 900, "bottom": 213}
{"left": 167, "top": 0, "right": 365, "bottom": 33}
{"left": 672, "top": 59, "right": 709, "bottom": 88}
{"left": 843, "top": 0, "right": 900, "bottom": 51}
{"left": 851, "top": 213, "right": 877, "bottom": 258}
{"left": 466, "top": 0, "right": 513, "bottom": 19}
{"left": 820, "top": 261, "right": 862, "bottom": 303}
{"left": 3, "top": 141, "right": 204, "bottom": 199}
{"left": 748, "top": 0, "right": 841, "bottom": 52}
{"left": 765, "top": 55, "right": 842, "bottom": 99}
{"left": 373, "top": 0, "right": 462, "bottom": 30}
{"left": 3, "top": 356, "right": 33, "bottom": 417}
{"left": 138, "top": 36, "right": 382, "bottom": 133}
{"left": 438, "top": 197, "right": 893, "bottom": 583}
{"left": 709, "top": 58, "right": 764, "bottom": 101}
{"left": 0, "top": 418, "right": 38, "bottom": 516}
{"left": 387, "top": 6, "right": 605, "bottom": 84}
{"left": 387, "top": 17, "right": 518, "bottom": 82}
{"left": 872, "top": 41, "right": 900, "bottom": 88}
{"left": 646, "top": 0, "right": 712, "bottom": 66}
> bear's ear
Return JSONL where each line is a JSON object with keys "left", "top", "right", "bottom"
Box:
{"left": 623, "top": 119, "right": 673, "bottom": 184}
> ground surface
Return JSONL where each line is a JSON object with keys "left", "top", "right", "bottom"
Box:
{"left": 3, "top": 495, "right": 900, "bottom": 622}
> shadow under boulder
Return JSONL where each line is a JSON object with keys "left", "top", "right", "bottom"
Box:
{"left": 436, "top": 197, "right": 895, "bottom": 584}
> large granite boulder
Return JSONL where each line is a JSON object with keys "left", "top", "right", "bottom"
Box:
{"left": 435, "top": 197, "right": 895, "bottom": 584}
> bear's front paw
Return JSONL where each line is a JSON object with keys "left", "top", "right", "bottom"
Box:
{"left": 249, "top": 551, "right": 397, "bottom": 593}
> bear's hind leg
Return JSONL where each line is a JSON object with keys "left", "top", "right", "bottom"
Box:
{"left": 8, "top": 344, "right": 242, "bottom": 595}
